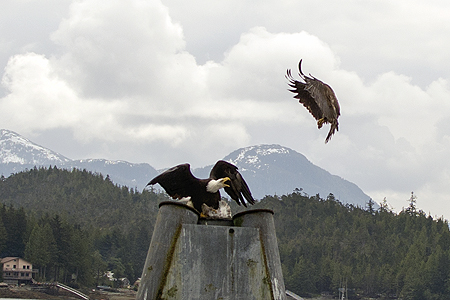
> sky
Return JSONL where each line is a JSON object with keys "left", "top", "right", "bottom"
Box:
{"left": 1, "top": 0, "right": 450, "bottom": 218}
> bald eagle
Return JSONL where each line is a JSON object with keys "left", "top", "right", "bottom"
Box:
{"left": 147, "top": 160, "right": 255, "bottom": 218}
{"left": 286, "top": 59, "right": 341, "bottom": 143}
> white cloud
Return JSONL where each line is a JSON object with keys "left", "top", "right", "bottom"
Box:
{"left": 50, "top": 0, "right": 190, "bottom": 98}
{"left": 1, "top": 52, "right": 80, "bottom": 131}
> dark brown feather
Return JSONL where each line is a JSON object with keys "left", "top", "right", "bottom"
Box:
{"left": 285, "top": 68, "right": 323, "bottom": 120}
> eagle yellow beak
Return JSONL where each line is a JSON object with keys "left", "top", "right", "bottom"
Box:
{"left": 222, "top": 177, "right": 231, "bottom": 187}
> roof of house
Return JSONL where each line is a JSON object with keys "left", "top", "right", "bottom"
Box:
{"left": 1, "top": 257, "right": 31, "bottom": 264}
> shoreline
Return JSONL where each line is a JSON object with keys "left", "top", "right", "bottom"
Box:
{"left": 0, "top": 285, "right": 136, "bottom": 300}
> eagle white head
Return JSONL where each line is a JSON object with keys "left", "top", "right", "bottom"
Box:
{"left": 206, "top": 177, "right": 231, "bottom": 193}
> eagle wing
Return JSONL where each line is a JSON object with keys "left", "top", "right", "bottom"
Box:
{"left": 147, "top": 163, "right": 197, "bottom": 199}
{"left": 209, "top": 160, "right": 255, "bottom": 207}
{"left": 285, "top": 65, "right": 323, "bottom": 121}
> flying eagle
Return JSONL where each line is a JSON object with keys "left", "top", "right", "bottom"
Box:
{"left": 286, "top": 59, "right": 341, "bottom": 143}
{"left": 147, "top": 160, "right": 255, "bottom": 218}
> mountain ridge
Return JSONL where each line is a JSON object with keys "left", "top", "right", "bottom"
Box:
{"left": 193, "top": 144, "right": 370, "bottom": 206}
{"left": 0, "top": 129, "right": 371, "bottom": 206}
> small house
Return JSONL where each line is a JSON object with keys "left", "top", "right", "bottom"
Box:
{"left": 1, "top": 257, "right": 37, "bottom": 284}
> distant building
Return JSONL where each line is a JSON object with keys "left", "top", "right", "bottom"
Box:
{"left": 1, "top": 257, "right": 37, "bottom": 284}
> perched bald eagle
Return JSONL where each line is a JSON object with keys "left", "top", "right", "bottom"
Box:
{"left": 147, "top": 160, "right": 255, "bottom": 218}
{"left": 286, "top": 59, "right": 341, "bottom": 143}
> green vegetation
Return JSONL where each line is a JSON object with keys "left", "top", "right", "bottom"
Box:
{"left": 254, "top": 192, "right": 450, "bottom": 299}
{"left": 1, "top": 167, "right": 450, "bottom": 299}
{"left": 0, "top": 166, "right": 163, "bottom": 287}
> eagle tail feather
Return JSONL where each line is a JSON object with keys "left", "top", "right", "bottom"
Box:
{"left": 325, "top": 122, "right": 339, "bottom": 143}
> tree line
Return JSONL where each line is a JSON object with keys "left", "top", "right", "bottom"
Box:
{"left": 1, "top": 167, "right": 450, "bottom": 299}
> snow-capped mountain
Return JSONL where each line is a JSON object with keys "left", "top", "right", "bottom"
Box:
{"left": 0, "top": 129, "right": 371, "bottom": 206}
{"left": 194, "top": 144, "right": 371, "bottom": 207}
{"left": 0, "top": 129, "right": 70, "bottom": 165}
{"left": 0, "top": 129, "right": 158, "bottom": 188}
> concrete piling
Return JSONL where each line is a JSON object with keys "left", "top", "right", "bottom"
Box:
{"left": 136, "top": 202, "right": 286, "bottom": 300}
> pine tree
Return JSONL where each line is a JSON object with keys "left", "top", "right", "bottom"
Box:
{"left": 24, "top": 223, "right": 57, "bottom": 280}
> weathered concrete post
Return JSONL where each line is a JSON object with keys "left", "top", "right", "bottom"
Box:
{"left": 233, "top": 209, "right": 286, "bottom": 300}
{"left": 136, "top": 203, "right": 286, "bottom": 300}
{"left": 136, "top": 201, "right": 199, "bottom": 300}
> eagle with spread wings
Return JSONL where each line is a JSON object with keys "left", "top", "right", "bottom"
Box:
{"left": 286, "top": 59, "right": 341, "bottom": 143}
{"left": 147, "top": 160, "right": 255, "bottom": 218}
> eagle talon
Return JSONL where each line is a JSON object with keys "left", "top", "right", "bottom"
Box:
{"left": 317, "top": 118, "right": 325, "bottom": 129}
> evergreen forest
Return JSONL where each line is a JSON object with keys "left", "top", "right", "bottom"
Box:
{"left": 1, "top": 166, "right": 450, "bottom": 299}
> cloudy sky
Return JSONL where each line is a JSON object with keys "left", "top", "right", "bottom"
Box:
{"left": 1, "top": 0, "right": 450, "bottom": 218}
